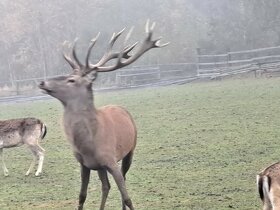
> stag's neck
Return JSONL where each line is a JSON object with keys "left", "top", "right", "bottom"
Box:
{"left": 64, "top": 102, "right": 96, "bottom": 113}
{"left": 63, "top": 93, "right": 95, "bottom": 113}
{"left": 63, "top": 92, "right": 97, "bottom": 135}
{"left": 63, "top": 95, "right": 98, "bottom": 144}
{"left": 63, "top": 104, "right": 97, "bottom": 128}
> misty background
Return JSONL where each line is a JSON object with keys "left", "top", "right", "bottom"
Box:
{"left": 0, "top": 0, "right": 279, "bottom": 85}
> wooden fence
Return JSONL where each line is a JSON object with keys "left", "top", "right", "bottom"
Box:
{"left": 196, "top": 46, "right": 280, "bottom": 78}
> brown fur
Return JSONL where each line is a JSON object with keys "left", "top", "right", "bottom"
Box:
{"left": 257, "top": 162, "right": 280, "bottom": 210}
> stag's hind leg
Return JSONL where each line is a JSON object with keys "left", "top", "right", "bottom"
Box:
{"left": 98, "top": 169, "right": 111, "bottom": 210}
{"left": 121, "top": 151, "right": 134, "bottom": 210}
{"left": 0, "top": 148, "right": 9, "bottom": 176}
{"left": 107, "top": 164, "right": 134, "bottom": 210}
{"left": 121, "top": 151, "right": 134, "bottom": 181}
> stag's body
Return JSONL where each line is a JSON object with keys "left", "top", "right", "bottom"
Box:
{"left": 0, "top": 118, "right": 46, "bottom": 176}
{"left": 64, "top": 105, "right": 136, "bottom": 170}
{"left": 39, "top": 21, "right": 167, "bottom": 210}
{"left": 64, "top": 96, "right": 137, "bottom": 209}
{"left": 257, "top": 162, "right": 280, "bottom": 210}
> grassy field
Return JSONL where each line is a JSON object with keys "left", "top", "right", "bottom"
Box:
{"left": 0, "top": 77, "right": 280, "bottom": 209}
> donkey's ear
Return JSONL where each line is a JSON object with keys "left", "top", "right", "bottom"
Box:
{"left": 85, "top": 70, "right": 98, "bottom": 82}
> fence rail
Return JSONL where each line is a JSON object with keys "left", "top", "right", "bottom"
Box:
{"left": 196, "top": 45, "right": 280, "bottom": 78}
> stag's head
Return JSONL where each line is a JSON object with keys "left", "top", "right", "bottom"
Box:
{"left": 39, "top": 21, "right": 168, "bottom": 106}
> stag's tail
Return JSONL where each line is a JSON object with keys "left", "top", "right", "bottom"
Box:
{"left": 257, "top": 174, "right": 272, "bottom": 204}
{"left": 40, "top": 123, "right": 47, "bottom": 140}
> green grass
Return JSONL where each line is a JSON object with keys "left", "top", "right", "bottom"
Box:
{"left": 0, "top": 77, "right": 280, "bottom": 209}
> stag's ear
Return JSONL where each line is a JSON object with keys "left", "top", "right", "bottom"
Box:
{"left": 85, "top": 70, "right": 98, "bottom": 82}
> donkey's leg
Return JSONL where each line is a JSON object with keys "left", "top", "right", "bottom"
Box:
{"left": 107, "top": 164, "right": 134, "bottom": 210}
{"left": 0, "top": 148, "right": 9, "bottom": 176}
{"left": 98, "top": 169, "right": 111, "bottom": 210}
{"left": 77, "top": 164, "right": 91, "bottom": 210}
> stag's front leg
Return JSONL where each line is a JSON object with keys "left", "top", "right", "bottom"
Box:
{"left": 0, "top": 148, "right": 9, "bottom": 176}
{"left": 107, "top": 164, "right": 134, "bottom": 210}
{"left": 77, "top": 164, "right": 90, "bottom": 210}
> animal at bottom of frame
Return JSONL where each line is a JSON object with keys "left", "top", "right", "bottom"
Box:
{"left": 257, "top": 161, "right": 280, "bottom": 210}
{"left": 0, "top": 118, "right": 47, "bottom": 176}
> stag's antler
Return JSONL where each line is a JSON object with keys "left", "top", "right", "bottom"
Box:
{"left": 63, "top": 20, "right": 169, "bottom": 76}
{"left": 63, "top": 38, "right": 83, "bottom": 70}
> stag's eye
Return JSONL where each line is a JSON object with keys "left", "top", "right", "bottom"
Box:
{"left": 67, "top": 79, "right": 75, "bottom": 83}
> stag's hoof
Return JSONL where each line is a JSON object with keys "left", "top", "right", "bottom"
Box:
{"left": 76, "top": 205, "right": 83, "bottom": 210}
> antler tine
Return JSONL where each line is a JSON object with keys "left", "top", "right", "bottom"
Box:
{"left": 145, "top": 20, "right": 156, "bottom": 40}
{"left": 113, "top": 26, "right": 134, "bottom": 67}
{"left": 106, "top": 27, "right": 135, "bottom": 60}
{"left": 123, "top": 42, "right": 138, "bottom": 59}
{"left": 145, "top": 20, "right": 169, "bottom": 48}
{"left": 124, "top": 26, "right": 134, "bottom": 44}
{"left": 150, "top": 22, "right": 156, "bottom": 31}
{"left": 63, "top": 53, "right": 80, "bottom": 69}
{"left": 95, "top": 21, "right": 168, "bottom": 72}
{"left": 72, "top": 39, "right": 83, "bottom": 68}
{"left": 89, "top": 42, "right": 138, "bottom": 71}
{"left": 154, "top": 36, "right": 170, "bottom": 48}
{"left": 145, "top": 19, "right": 150, "bottom": 33}
{"left": 82, "top": 21, "right": 168, "bottom": 74}
{"left": 92, "top": 28, "right": 126, "bottom": 68}
{"left": 62, "top": 41, "right": 80, "bottom": 70}
{"left": 85, "top": 33, "right": 100, "bottom": 68}
{"left": 109, "top": 28, "right": 126, "bottom": 48}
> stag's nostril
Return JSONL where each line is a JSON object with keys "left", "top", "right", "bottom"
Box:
{"left": 39, "top": 81, "right": 45, "bottom": 87}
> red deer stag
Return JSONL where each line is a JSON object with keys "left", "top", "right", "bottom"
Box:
{"left": 0, "top": 118, "right": 47, "bottom": 176}
{"left": 39, "top": 21, "right": 168, "bottom": 210}
{"left": 257, "top": 162, "right": 280, "bottom": 210}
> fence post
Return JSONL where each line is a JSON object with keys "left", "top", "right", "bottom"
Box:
{"left": 196, "top": 48, "right": 201, "bottom": 76}
{"left": 157, "top": 65, "right": 161, "bottom": 81}
{"left": 227, "top": 48, "right": 231, "bottom": 69}
{"left": 116, "top": 72, "right": 121, "bottom": 87}
{"left": 15, "top": 80, "right": 19, "bottom": 95}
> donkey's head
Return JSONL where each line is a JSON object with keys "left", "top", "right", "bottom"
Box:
{"left": 39, "top": 21, "right": 168, "bottom": 106}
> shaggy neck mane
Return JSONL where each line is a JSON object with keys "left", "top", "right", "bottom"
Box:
{"left": 64, "top": 89, "right": 95, "bottom": 113}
